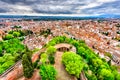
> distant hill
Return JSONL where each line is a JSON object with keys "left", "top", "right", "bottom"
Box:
{"left": 98, "top": 14, "right": 120, "bottom": 18}
{"left": 0, "top": 14, "right": 120, "bottom": 20}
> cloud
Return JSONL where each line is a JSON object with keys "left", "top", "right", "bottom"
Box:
{"left": 0, "top": 0, "right": 119, "bottom": 15}
{"left": 32, "top": 5, "right": 73, "bottom": 14}
{"left": 81, "top": 0, "right": 120, "bottom": 15}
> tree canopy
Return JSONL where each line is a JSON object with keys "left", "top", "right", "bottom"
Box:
{"left": 39, "top": 64, "right": 57, "bottom": 80}
{"left": 46, "top": 46, "right": 56, "bottom": 55}
{"left": 62, "top": 52, "right": 84, "bottom": 78}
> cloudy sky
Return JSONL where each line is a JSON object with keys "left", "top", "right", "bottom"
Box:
{"left": 0, "top": 0, "right": 119, "bottom": 16}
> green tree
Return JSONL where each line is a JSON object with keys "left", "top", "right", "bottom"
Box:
{"left": 8, "top": 30, "right": 14, "bottom": 34}
{"left": 98, "top": 69, "right": 114, "bottom": 80}
{"left": 47, "top": 41, "right": 56, "bottom": 46}
{"left": 77, "top": 47, "right": 85, "bottom": 56}
{"left": 14, "top": 25, "right": 19, "bottom": 28}
{"left": 40, "top": 53, "right": 48, "bottom": 64}
{"left": 22, "top": 54, "right": 34, "bottom": 78}
{"left": 4, "top": 34, "right": 14, "bottom": 40}
{"left": 2, "top": 38, "right": 25, "bottom": 55}
{"left": 3, "top": 54, "right": 15, "bottom": 61}
{"left": 0, "top": 68, "right": 5, "bottom": 74}
{"left": 48, "top": 55, "right": 55, "bottom": 64}
{"left": 70, "top": 40, "right": 79, "bottom": 47}
{"left": 0, "top": 46, "right": 3, "bottom": 56}
{"left": 108, "top": 60, "right": 111, "bottom": 66}
{"left": 116, "top": 73, "right": 120, "bottom": 80}
{"left": 46, "top": 46, "right": 56, "bottom": 55}
{"left": 92, "top": 58, "right": 103, "bottom": 68}
{"left": 13, "top": 31, "right": 21, "bottom": 37}
{"left": 62, "top": 52, "right": 84, "bottom": 78}
{"left": 85, "top": 70, "right": 97, "bottom": 80}
{"left": 2, "top": 60, "right": 14, "bottom": 70}
{"left": 0, "top": 57, "right": 5, "bottom": 64}
{"left": 39, "top": 64, "right": 57, "bottom": 80}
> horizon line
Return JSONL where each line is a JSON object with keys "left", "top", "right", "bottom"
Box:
{"left": 0, "top": 13, "right": 103, "bottom": 17}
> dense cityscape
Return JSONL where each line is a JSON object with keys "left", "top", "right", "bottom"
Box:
{"left": 0, "top": 18, "right": 120, "bottom": 80}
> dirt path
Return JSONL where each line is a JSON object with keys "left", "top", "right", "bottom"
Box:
{"left": 18, "top": 70, "right": 41, "bottom": 80}
{"left": 54, "top": 43, "right": 77, "bottom": 80}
